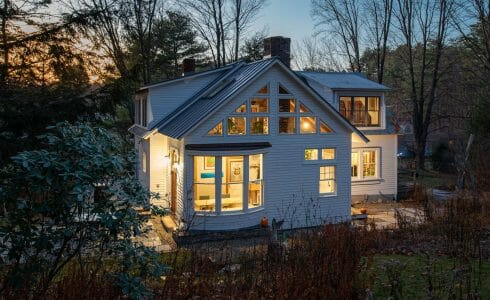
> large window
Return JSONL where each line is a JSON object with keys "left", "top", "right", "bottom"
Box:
{"left": 194, "top": 156, "right": 216, "bottom": 212}
{"left": 278, "top": 84, "right": 333, "bottom": 135}
{"left": 319, "top": 166, "right": 336, "bottom": 194}
{"left": 340, "top": 96, "right": 380, "bottom": 127}
{"left": 351, "top": 148, "right": 379, "bottom": 180}
{"left": 249, "top": 154, "right": 263, "bottom": 209}
{"left": 193, "top": 154, "right": 264, "bottom": 214}
{"left": 222, "top": 156, "right": 243, "bottom": 211}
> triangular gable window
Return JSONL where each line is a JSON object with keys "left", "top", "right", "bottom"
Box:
{"left": 235, "top": 102, "right": 246, "bottom": 113}
{"left": 207, "top": 121, "right": 223, "bottom": 135}
{"left": 279, "top": 84, "right": 290, "bottom": 94}
{"left": 299, "top": 102, "right": 311, "bottom": 113}
{"left": 257, "top": 85, "right": 269, "bottom": 94}
{"left": 320, "top": 119, "right": 333, "bottom": 133}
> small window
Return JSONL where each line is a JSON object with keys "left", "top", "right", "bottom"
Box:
{"left": 320, "top": 120, "right": 333, "bottom": 133}
{"left": 300, "top": 117, "right": 316, "bottom": 134}
{"left": 250, "top": 117, "right": 268, "bottom": 134}
{"left": 142, "top": 151, "right": 147, "bottom": 173}
{"left": 299, "top": 102, "right": 311, "bottom": 113}
{"left": 279, "top": 98, "right": 295, "bottom": 112}
{"left": 235, "top": 102, "right": 246, "bottom": 113}
{"left": 207, "top": 122, "right": 223, "bottom": 136}
{"left": 322, "top": 148, "right": 335, "bottom": 160}
{"left": 227, "top": 117, "right": 246, "bottom": 135}
{"left": 279, "top": 117, "right": 295, "bottom": 134}
{"left": 279, "top": 84, "right": 290, "bottom": 94}
{"left": 257, "top": 85, "right": 269, "bottom": 94}
{"left": 305, "top": 149, "right": 318, "bottom": 160}
{"left": 250, "top": 98, "right": 268, "bottom": 113}
{"left": 319, "top": 166, "right": 335, "bottom": 194}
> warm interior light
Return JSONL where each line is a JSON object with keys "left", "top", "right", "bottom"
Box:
{"left": 301, "top": 121, "right": 310, "bottom": 130}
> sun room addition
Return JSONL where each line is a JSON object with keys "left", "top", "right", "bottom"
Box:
{"left": 193, "top": 154, "right": 264, "bottom": 213}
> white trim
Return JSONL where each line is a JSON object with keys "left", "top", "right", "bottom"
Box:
{"left": 351, "top": 147, "right": 381, "bottom": 181}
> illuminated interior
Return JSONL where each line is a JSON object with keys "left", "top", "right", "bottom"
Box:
{"left": 193, "top": 154, "right": 264, "bottom": 213}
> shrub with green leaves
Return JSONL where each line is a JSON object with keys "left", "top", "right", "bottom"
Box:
{"left": 0, "top": 122, "right": 167, "bottom": 298}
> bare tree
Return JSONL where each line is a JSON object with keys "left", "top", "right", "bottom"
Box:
{"left": 230, "top": 0, "right": 266, "bottom": 61}
{"left": 394, "top": 0, "right": 453, "bottom": 170}
{"left": 311, "top": 0, "right": 363, "bottom": 72}
{"left": 292, "top": 36, "right": 343, "bottom": 71}
{"left": 181, "top": 0, "right": 230, "bottom": 66}
{"left": 364, "top": 0, "right": 393, "bottom": 83}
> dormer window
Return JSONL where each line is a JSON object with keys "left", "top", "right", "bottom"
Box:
{"left": 339, "top": 96, "right": 380, "bottom": 127}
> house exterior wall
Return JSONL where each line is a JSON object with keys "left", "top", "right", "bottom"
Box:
{"left": 181, "top": 65, "right": 353, "bottom": 230}
{"left": 351, "top": 134, "right": 398, "bottom": 201}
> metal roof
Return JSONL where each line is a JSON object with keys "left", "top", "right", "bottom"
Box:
{"left": 298, "top": 71, "right": 390, "bottom": 91}
{"left": 157, "top": 59, "right": 275, "bottom": 139}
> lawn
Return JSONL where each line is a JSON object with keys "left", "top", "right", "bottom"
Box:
{"left": 368, "top": 254, "right": 490, "bottom": 299}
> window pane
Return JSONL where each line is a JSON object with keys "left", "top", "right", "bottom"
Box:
{"left": 279, "top": 117, "right": 295, "bottom": 134}
{"left": 363, "top": 150, "right": 377, "bottom": 177}
{"left": 322, "top": 148, "right": 335, "bottom": 160}
{"left": 249, "top": 154, "right": 263, "bottom": 209}
{"left": 351, "top": 152, "right": 359, "bottom": 178}
{"left": 299, "top": 102, "right": 311, "bottom": 113}
{"left": 352, "top": 97, "right": 366, "bottom": 125}
{"left": 367, "top": 97, "right": 380, "bottom": 125}
{"left": 227, "top": 117, "right": 246, "bottom": 135}
{"left": 320, "top": 120, "right": 333, "bottom": 133}
{"left": 235, "top": 102, "right": 246, "bottom": 113}
{"left": 305, "top": 149, "right": 318, "bottom": 160}
{"left": 300, "top": 117, "right": 316, "bottom": 134}
{"left": 222, "top": 156, "right": 243, "bottom": 211}
{"left": 319, "top": 166, "right": 335, "bottom": 194}
{"left": 339, "top": 97, "right": 351, "bottom": 120}
{"left": 257, "top": 85, "right": 268, "bottom": 94}
{"left": 279, "top": 98, "right": 295, "bottom": 112}
{"left": 279, "top": 84, "right": 289, "bottom": 94}
{"left": 207, "top": 122, "right": 223, "bottom": 135}
{"left": 194, "top": 156, "right": 216, "bottom": 212}
{"left": 251, "top": 98, "right": 268, "bottom": 113}
{"left": 250, "top": 117, "right": 268, "bottom": 134}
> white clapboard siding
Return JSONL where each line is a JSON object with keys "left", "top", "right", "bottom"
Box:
{"left": 148, "top": 133, "right": 168, "bottom": 206}
{"left": 182, "top": 65, "right": 353, "bottom": 230}
{"left": 351, "top": 134, "right": 398, "bottom": 200}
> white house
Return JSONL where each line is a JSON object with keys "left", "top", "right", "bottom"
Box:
{"left": 129, "top": 37, "right": 397, "bottom": 231}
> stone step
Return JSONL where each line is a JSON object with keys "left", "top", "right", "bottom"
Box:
{"left": 162, "top": 215, "right": 178, "bottom": 232}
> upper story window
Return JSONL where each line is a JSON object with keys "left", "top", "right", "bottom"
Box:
{"left": 339, "top": 96, "right": 380, "bottom": 127}
{"left": 135, "top": 94, "right": 148, "bottom": 127}
{"left": 208, "top": 85, "right": 269, "bottom": 136}
{"left": 278, "top": 84, "right": 331, "bottom": 135}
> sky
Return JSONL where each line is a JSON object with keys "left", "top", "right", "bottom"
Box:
{"left": 250, "top": 0, "right": 316, "bottom": 44}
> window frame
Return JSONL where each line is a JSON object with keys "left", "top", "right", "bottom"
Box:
{"left": 319, "top": 165, "right": 336, "bottom": 196}
{"left": 339, "top": 96, "right": 381, "bottom": 127}
{"left": 192, "top": 154, "right": 265, "bottom": 215}
{"left": 351, "top": 148, "right": 381, "bottom": 181}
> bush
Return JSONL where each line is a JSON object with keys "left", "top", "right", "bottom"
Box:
{"left": 0, "top": 122, "right": 167, "bottom": 298}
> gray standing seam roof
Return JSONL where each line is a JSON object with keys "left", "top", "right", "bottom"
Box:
{"left": 157, "top": 59, "right": 275, "bottom": 139}
{"left": 298, "top": 71, "right": 390, "bottom": 91}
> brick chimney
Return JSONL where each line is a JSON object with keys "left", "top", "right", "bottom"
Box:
{"left": 182, "top": 58, "right": 196, "bottom": 76}
{"left": 263, "top": 36, "right": 291, "bottom": 68}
